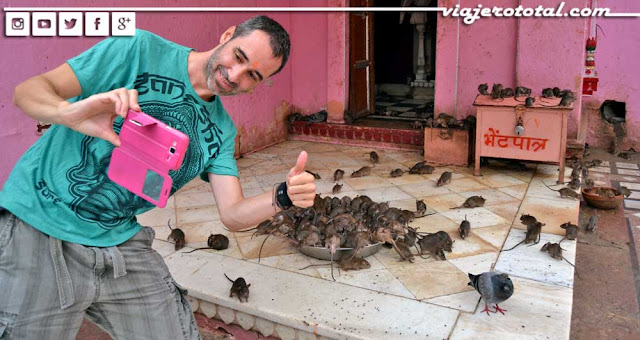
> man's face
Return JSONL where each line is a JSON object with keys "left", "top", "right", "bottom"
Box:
{"left": 206, "top": 29, "right": 283, "bottom": 96}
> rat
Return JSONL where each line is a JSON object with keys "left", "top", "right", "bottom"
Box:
{"left": 459, "top": 215, "right": 471, "bottom": 239}
{"left": 520, "top": 214, "right": 544, "bottom": 227}
{"left": 333, "top": 169, "right": 345, "bottom": 182}
{"left": 525, "top": 97, "right": 535, "bottom": 107}
{"left": 350, "top": 166, "right": 372, "bottom": 178}
{"left": 552, "top": 87, "right": 561, "bottom": 97}
{"left": 559, "top": 222, "right": 578, "bottom": 241}
{"left": 500, "top": 88, "right": 514, "bottom": 97}
{"left": 540, "top": 242, "right": 581, "bottom": 279}
{"left": 451, "top": 196, "right": 486, "bottom": 209}
{"left": 514, "top": 86, "right": 532, "bottom": 97}
{"left": 184, "top": 234, "right": 230, "bottom": 253}
{"left": 332, "top": 183, "right": 343, "bottom": 195}
{"left": 416, "top": 199, "right": 427, "bottom": 216}
{"left": 502, "top": 221, "right": 543, "bottom": 252}
{"left": 478, "top": 83, "right": 489, "bottom": 95}
{"left": 394, "top": 240, "right": 415, "bottom": 263}
{"left": 436, "top": 171, "right": 452, "bottom": 187}
{"left": 411, "top": 120, "right": 424, "bottom": 129}
{"left": 595, "top": 187, "right": 616, "bottom": 198}
{"left": 585, "top": 215, "right": 598, "bottom": 233}
{"left": 390, "top": 168, "right": 404, "bottom": 178}
{"left": 491, "top": 83, "right": 503, "bottom": 100}
{"left": 363, "top": 151, "right": 379, "bottom": 164}
{"left": 305, "top": 170, "right": 321, "bottom": 180}
{"left": 417, "top": 234, "right": 447, "bottom": 260}
{"left": 167, "top": 219, "right": 186, "bottom": 251}
{"left": 541, "top": 88, "right": 554, "bottom": 98}
{"left": 542, "top": 181, "right": 581, "bottom": 199}
{"left": 541, "top": 91, "right": 576, "bottom": 107}
{"left": 616, "top": 186, "right": 631, "bottom": 198}
{"left": 225, "top": 273, "right": 250, "bottom": 302}
{"left": 583, "top": 178, "right": 594, "bottom": 191}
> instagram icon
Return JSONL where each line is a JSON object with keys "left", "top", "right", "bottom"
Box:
{"left": 5, "top": 12, "right": 30, "bottom": 36}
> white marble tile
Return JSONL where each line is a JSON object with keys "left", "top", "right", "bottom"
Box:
{"left": 444, "top": 178, "right": 491, "bottom": 193}
{"left": 315, "top": 267, "right": 416, "bottom": 299}
{"left": 621, "top": 182, "right": 640, "bottom": 190}
{"left": 448, "top": 252, "right": 499, "bottom": 276}
{"left": 627, "top": 191, "right": 640, "bottom": 200}
{"left": 512, "top": 196, "right": 579, "bottom": 236}
{"left": 495, "top": 230, "right": 577, "bottom": 288}
{"left": 618, "top": 169, "right": 640, "bottom": 176}
{"left": 152, "top": 239, "right": 178, "bottom": 258}
{"left": 397, "top": 181, "right": 453, "bottom": 198}
{"left": 622, "top": 176, "right": 640, "bottom": 182}
{"left": 475, "top": 173, "right": 526, "bottom": 188}
{"left": 523, "top": 177, "right": 581, "bottom": 202}
{"left": 617, "top": 162, "right": 639, "bottom": 169}
{"left": 425, "top": 290, "right": 481, "bottom": 313}
{"left": 535, "top": 164, "right": 573, "bottom": 178}
{"left": 441, "top": 208, "right": 509, "bottom": 228}
{"left": 497, "top": 184, "right": 529, "bottom": 200}
{"left": 624, "top": 199, "right": 640, "bottom": 210}
{"left": 457, "top": 189, "right": 521, "bottom": 206}
{"left": 449, "top": 277, "right": 572, "bottom": 340}
{"left": 174, "top": 190, "right": 217, "bottom": 208}
{"left": 164, "top": 252, "right": 459, "bottom": 340}
{"left": 472, "top": 224, "right": 512, "bottom": 249}
{"left": 590, "top": 166, "right": 612, "bottom": 173}
{"left": 342, "top": 174, "right": 395, "bottom": 191}
{"left": 177, "top": 205, "right": 220, "bottom": 224}
{"left": 355, "top": 185, "right": 414, "bottom": 203}
{"left": 137, "top": 207, "right": 176, "bottom": 228}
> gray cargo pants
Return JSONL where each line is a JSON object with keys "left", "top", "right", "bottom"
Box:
{"left": 0, "top": 208, "right": 200, "bottom": 340}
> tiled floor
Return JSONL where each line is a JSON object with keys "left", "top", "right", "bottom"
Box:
{"left": 138, "top": 140, "right": 579, "bottom": 340}
{"left": 371, "top": 95, "right": 433, "bottom": 121}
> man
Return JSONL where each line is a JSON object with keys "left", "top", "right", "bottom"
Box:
{"left": 0, "top": 15, "right": 316, "bottom": 339}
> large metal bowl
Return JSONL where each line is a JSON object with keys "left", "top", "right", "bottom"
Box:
{"left": 299, "top": 243, "right": 383, "bottom": 261}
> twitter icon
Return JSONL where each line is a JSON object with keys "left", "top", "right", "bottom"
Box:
{"left": 58, "top": 12, "right": 82, "bottom": 36}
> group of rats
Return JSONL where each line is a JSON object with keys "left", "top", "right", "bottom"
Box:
{"left": 478, "top": 83, "right": 576, "bottom": 108}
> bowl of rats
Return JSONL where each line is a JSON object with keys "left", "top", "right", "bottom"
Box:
{"left": 582, "top": 186, "right": 623, "bottom": 210}
{"left": 299, "top": 243, "right": 383, "bottom": 261}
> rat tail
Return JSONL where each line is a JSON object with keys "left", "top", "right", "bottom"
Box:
{"left": 224, "top": 273, "right": 234, "bottom": 282}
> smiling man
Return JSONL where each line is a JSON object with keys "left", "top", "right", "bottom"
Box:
{"left": 1, "top": 16, "right": 315, "bottom": 339}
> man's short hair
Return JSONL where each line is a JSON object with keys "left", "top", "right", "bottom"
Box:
{"left": 231, "top": 15, "right": 291, "bottom": 77}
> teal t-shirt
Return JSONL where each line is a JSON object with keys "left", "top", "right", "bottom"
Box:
{"left": 0, "top": 29, "right": 238, "bottom": 247}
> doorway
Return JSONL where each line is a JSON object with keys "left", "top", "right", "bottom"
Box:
{"left": 348, "top": 0, "right": 437, "bottom": 125}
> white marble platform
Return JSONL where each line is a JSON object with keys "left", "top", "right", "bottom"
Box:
{"left": 140, "top": 141, "right": 579, "bottom": 340}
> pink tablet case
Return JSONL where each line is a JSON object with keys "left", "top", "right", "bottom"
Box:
{"left": 108, "top": 109, "right": 189, "bottom": 208}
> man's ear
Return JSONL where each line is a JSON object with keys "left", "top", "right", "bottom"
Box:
{"left": 220, "top": 26, "right": 236, "bottom": 44}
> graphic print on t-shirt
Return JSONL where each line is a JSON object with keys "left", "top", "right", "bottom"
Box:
{"left": 65, "top": 73, "right": 224, "bottom": 230}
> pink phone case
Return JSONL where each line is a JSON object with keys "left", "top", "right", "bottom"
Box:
{"left": 108, "top": 109, "right": 189, "bottom": 208}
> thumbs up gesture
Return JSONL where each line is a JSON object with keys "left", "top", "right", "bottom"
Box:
{"left": 285, "top": 151, "right": 317, "bottom": 208}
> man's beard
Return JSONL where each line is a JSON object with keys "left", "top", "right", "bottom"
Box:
{"left": 205, "top": 48, "right": 242, "bottom": 97}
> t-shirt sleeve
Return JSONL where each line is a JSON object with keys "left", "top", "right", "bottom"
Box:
{"left": 66, "top": 30, "right": 144, "bottom": 98}
{"left": 200, "top": 126, "right": 239, "bottom": 182}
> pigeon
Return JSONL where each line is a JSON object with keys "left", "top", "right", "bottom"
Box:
{"left": 468, "top": 272, "right": 514, "bottom": 315}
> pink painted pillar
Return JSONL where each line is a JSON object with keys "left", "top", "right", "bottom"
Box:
{"left": 434, "top": 0, "right": 459, "bottom": 117}
{"left": 326, "top": 0, "right": 349, "bottom": 124}
{"left": 517, "top": 0, "right": 589, "bottom": 140}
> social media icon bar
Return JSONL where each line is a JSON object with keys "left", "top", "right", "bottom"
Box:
{"left": 111, "top": 12, "right": 135, "bottom": 36}
{"left": 85, "top": 12, "right": 110, "bottom": 36}
{"left": 5, "top": 12, "right": 30, "bottom": 36}
{"left": 58, "top": 12, "right": 82, "bottom": 36}
{"left": 5, "top": 11, "right": 136, "bottom": 37}
{"left": 32, "top": 12, "right": 56, "bottom": 36}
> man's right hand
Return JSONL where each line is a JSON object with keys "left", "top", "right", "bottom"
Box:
{"left": 57, "top": 88, "right": 140, "bottom": 147}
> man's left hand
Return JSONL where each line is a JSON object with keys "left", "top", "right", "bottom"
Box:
{"left": 286, "top": 151, "right": 316, "bottom": 208}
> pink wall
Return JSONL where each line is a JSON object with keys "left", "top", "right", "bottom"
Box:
{"left": 0, "top": 0, "right": 343, "bottom": 187}
{"left": 582, "top": 0, "right": 640, "bottom": 150}
{"left": 435, "top": 0, "right": 638, "bottom": 148}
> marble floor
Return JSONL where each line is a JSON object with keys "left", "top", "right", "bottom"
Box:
{"left": 138, "top": 140, "right": 579, "bottom": 340}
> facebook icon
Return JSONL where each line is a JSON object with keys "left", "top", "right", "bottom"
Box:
{"left": 85, "top": 12, "right": 108, "bottom": 36}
